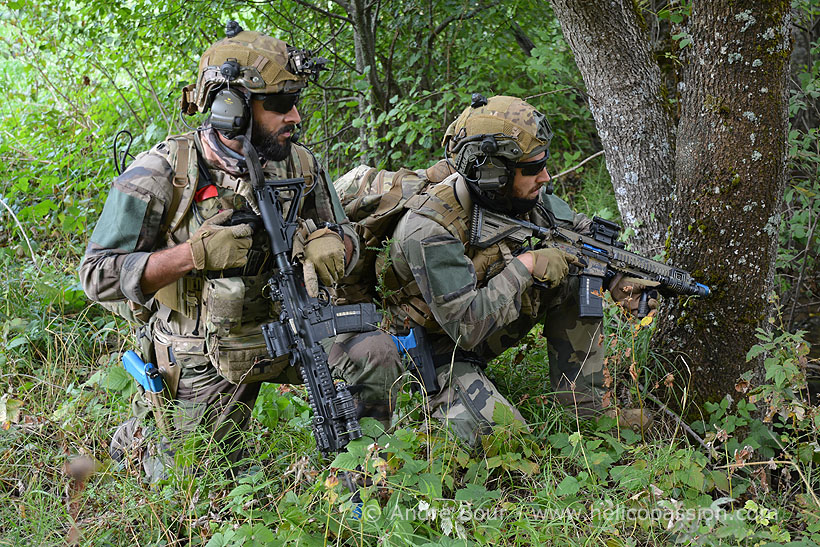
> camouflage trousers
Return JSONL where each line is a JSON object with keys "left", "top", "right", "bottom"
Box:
{"left": 112, "top": 329, "right": 403, "bottom": 483}
{"left": 424, "top": 274, "right": 606, "bottom": 446}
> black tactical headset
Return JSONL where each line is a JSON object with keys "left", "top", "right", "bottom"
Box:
{"left": 208, "top": 60, "right": 251, "bottom": 139}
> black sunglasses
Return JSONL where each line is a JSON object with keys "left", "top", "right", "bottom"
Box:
{"left": 252, "top": 92, "right": 301, "bottom": 114}
{"left": 513, "top": 155, "right": 548, "bottom": 176}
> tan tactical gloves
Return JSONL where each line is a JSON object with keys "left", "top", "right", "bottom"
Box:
{"left": 293, "top": 224, "right": 346, "bottom": 297}
{"left": 528, "top": 248, "right": 583, "bottom": 288}
{"left": 609, "top": 273, "right": 660, "bottom": 316}
{"left": 305, "top": 227, "right": 346, "bottom": 283}
{"left": 188, "top": 210, "right": 253, "bottom": 271}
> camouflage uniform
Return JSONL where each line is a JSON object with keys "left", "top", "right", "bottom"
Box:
{"left": 80, "top": 128, "right": 402, "bottom": 479}
{"left": 380, "top": 172, "right": 605, "bottom": 445}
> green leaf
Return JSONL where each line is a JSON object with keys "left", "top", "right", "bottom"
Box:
{"left": 555, "top": 475, "right": 580, "bottom": 497}
{"left": 359, "top": 417, "right": 385, "bottom": 438}
{"left": 746, "top": 344, "right": 766, "bottom": 360}
{"left": 330, "top": 451, "right": 362, "bottom": 470}
{"left": 7, "top": 336, "right": 29, "bottom": 350}
{"left": 32, "top": 199, "right": 59, "bottom": 218}
{"left": 104, "top": 365, "right": 133, "bottom": 392}
{"left": 454, "top": 483, "right": 500, "bottom": 503}
{"left": 417, "top": 473, "right": 443, "bottom": 498}
{"left": 0, "top": 396, "right": 23, "bottom": 423}
{"left": 492, "top": 401, "right": 518, "bottom": 427}
{"left": 204, "top": 530, "right": 236, "bottom": 547}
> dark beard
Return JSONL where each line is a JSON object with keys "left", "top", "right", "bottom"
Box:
{"left": 508, "top": 195, "right": 539, "bottom": 215}
{"left": 251, "top": 123, "right": 295, "bottom": 162}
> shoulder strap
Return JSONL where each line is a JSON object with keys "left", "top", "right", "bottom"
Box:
{"left": 406, "top": 182, "right": 470, "bottom": 243}
{"left": 293, "top": 144, "right": 316, "bottom": 190}
{"left": 160, "top": 135, "right": 199, "bottom": 239}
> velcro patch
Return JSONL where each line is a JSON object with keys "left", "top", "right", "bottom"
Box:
{"left": 90, "top": 188, "right": 149, "bottom": 252}
{"left": 421, "top": 236, "right": 474, "bottom": 301}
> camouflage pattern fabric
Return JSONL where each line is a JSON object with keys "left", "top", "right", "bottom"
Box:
{"left": 80, "top": 128, "right": 395, "bottom": 481}
{"left": 325, "top": 330, "right": 404, "bottom": 424}
{"left": 443, "top": 95, "right": 553, "bottom": 160}
{"left": 382, "top": 173, "right": 606, "bottom": 444}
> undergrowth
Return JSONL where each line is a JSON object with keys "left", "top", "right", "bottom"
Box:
{"left": 1, "top": 250, "right": 818, "bottom": 546}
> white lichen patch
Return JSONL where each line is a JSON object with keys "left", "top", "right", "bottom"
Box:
{"left": 752, "top": 59, "right": 762, "bottom": 67}
{"left": 761, "top": 27, "right": 776, "bottom": 40}
{"left": 728, "top": 52, "right": 742, "bottom": 64}
{"left": 743, "top": 111, "right": 758, "bottom": 122}
{"left": 750, "top": 133, "right": 756, "bottom": 144}
{"left": 735, "top": 10, "right": 756, "bottom": 32}
{"left": 760, "top": 87, "right": 768, "bottom": 93}
{"left": 751, "top": 150, "right": 762, "bottom": 161}
{"left": 763, "top": 213, "right": 780, "bottom": 236}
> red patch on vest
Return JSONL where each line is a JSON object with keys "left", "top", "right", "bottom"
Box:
{"left": 194, "top": 184, "right": 219, "bottom": 202}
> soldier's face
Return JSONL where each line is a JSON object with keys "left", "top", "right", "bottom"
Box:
{"left": 250, "top": 98, "right": 302, "bottom": 161}
{"left": 511, "top": 151, "right": 550, "bottom": 201}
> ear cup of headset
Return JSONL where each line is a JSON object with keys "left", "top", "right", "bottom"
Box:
{"left": 209, "top": 88, "right": 249, "bottom": 139}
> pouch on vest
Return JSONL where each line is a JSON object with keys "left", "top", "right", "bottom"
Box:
{"left": 202, "top": 277, "right": 245, "bottom": 336}
{"left": 151, "top": 324, "right": 208, "bottom": 399}
{"left": 205, "top": 322, "right": 290, "bottom": 385}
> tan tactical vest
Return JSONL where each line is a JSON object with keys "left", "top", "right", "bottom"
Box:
{"left": 149, "top": 134, "right": 319, "bottom": 385}
{"left": 379, "top": 178, "right": 521, "bottom": 334}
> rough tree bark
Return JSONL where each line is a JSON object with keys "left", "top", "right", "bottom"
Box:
{"left": 550, "top": 0, "right": 676, "bottom": 255}
{"left": 550, "top": 0, "right": 791, "bottom": 405}
{"left": 331, "top": 0, "right": 383, "bottom": 159}
{"left": 658, "top": 2, "right": 791, "bottom": 403}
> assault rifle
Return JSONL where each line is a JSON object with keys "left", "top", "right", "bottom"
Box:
{"left": 244, "top": 141, "right": 380, "bottom": 458}
{"left": 470, "top": 207, "right": 710, "bottom": 318}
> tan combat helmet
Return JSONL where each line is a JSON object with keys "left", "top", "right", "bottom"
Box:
{"left": 444, "top": 94, "right": 552, "bottom": 164}
{"left": 442, "top": 94, "right": 553, "bottom": 212}
{"left": 181, "top": 21, "right": 325, "bottom": 115}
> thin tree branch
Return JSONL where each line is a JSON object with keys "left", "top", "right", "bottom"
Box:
{"left": 552, "top": 150, "right": 605, "bottom": 180}
{"left": 248, "top": 1, "right": 358, "bottom": 72}
{"left": 525, "top": 87, "right": 576, "bottom": 100}
{"left": 0, "top": 198, "right": 41, "bottom": 274}
{"left": 305, "top": 123, "right": 354, "bottom": 146}
{"left": 639, "top": 382, "right": 717, "bottom": 460}
{"left": 137, "top": 52, "right": 172, "bottom": 129}
{"left": 88, "top": 58, "right": 145, "bottom": 129}
{"left": 429, "top": 1, "right": 500, "bottom": 41}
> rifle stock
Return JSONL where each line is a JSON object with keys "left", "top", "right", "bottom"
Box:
{"left": 470, "top": 207, "right": 710, "bottom": 318}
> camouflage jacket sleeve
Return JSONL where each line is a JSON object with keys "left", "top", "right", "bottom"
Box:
{"left": 394, "top": 211, "right": 533, "bottom": 351}
{"left": 79, "top": 146, "right": 174, "bottom": 305}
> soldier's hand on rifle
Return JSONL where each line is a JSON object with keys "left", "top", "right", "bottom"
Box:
{"left": 303, "top": 227, "right": 346, "bottom": 296}
{"left": 609, "top": 273, "right": 660, "bottom": 317}
{"left": 187, "top": 210, "right": 253, "bottom": 271}
{"left": 522, "top": 248, "right": 583, "bottom": 288}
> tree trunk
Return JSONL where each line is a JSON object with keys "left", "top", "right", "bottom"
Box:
{"left": 346, "top": 0, "right": 384, "bottom": 160}
{"left": 656, "top": 1, "right": 791, "bottom": 403}
{"left": 550, "top": 0, "right": 676, "bottom": 255}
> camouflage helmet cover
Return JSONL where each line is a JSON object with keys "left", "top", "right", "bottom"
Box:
{"left": 187, "top": 29, "right": 306, "bottom": 113}
{"left": 443, "top": 95, "right": 553, "bottom": 162}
